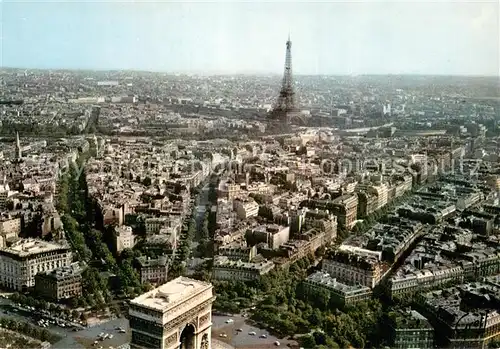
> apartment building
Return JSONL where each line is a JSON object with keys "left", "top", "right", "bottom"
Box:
{"left": 357, "top": 191, "right": 378, "bottom": 218}
{"left": 370, "top": 183, "right": 389, "bottom": 211}
{"left": 247, "top": 224, "right": 290, "bottom": 250}
{"left": 136, "top": 256, "right": 169, "bottom": 285}
{"left": 115, "top": 225, "right": 136, "bottom": 253}
{"left": 218, "top": 181, "right": 240, "bottom": 200}
{"left": 356, "top": 182, "right": 389, "bottom": 211}
{"left": 322, "top": 250, "right": 383, "bottom": 289}
{"left": 303, "top": 209, "right": 338, "bottom": 243}
{"left": 331, "top": 194, "right": 358, "bottom": 229}
{"left": 101, "top": 205, "right": 124, "bottom": 226}
{"left": 456, "top": 190, "right": 484, "bottom": 210}
{"left": 233, "top": 199, "right": 259, "bottom": 220}
{"left": 0, "top": 183, "right": 14, "bottom": 210}
{"left": 389, "top": 265, "right": 464, "bottom": 299}
{"left": 0, "top": 239, "right": 72, "bottom": 291}
{"left": 419, "top": 283, "right": 500, "bottom": 349}
{"left": 218, "top": 244, "right": 257, "bottom": 262}
{"left": 0, "top": 216, "right": 21, "bottom": 246}
{"left": 213, "top": 256, "right": 274, "bottom": 281}
{"left": 390, "top": 309, "right": 434, "bottom": 349}
{"left": 35, "top": 262, "right": 83, "bottom": 301}
{"left": 392, "top": 174, "right": 413, "bottom": 198}
{"left": 145, "top": 217, "right": 168, "bottom": 235}
{"left": 304, "top": 271, "right": 372, "bottom": 307}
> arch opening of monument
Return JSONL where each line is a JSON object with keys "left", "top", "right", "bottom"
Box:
{"left": 180, "top": 324, "right": 196, "bottom": 349}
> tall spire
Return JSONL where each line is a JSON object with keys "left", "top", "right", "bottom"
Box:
{"left": 269, "top": 35, "right": 300, "bottom": 125}
{"left": 15, "top": 132, "right": 22, "bottom": 160}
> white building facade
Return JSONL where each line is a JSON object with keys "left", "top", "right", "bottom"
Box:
{"left": 0, "top": 239, "right": 72, "bottom": 291}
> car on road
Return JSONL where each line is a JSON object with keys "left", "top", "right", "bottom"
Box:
{"left": 225, "top": 319, "right": 234, "bottom": 324}
{"left": 219, "top": 333, "right": 227, "bottom": 338}
{"left": 248, "top": 331, "right": 256, "bottom": 336}
{"left": 260, "top": 334, "right": 267, "bottom": 339}
{"left": 236, "top": 328, "right": 243, "bottom": 332}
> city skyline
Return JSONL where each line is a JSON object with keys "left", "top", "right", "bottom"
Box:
{"left": 0, "top": 3, "right": 499, "bottom": 347}
{"left": 1, "top": 0, "right": 499, "bottom": 76}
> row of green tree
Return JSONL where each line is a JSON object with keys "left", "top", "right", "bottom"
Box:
{"left": 182, "top": 180, "right": 218, "bottom": 279}
{"left": 56, "top": 153, "right": 145, "bottom": 303}
{"left": 10, "top": 293, "right": 84, "bottom": 321}
{"left": 185, "top": 179, "right": 218, "bottom": 259}
{"left": 176, "top": 213, "right": 196, "bottom": 266}
{"left": 55, "top": 160, "right": 118, "bottom": 305}
{"left": 54, "top": 158, "right": 110, "bottom": 307}
{"left": 195, "top": 183, "right": 217, "bottom": 259}
{"left": 195, "top": 211, "right": 212, "bottom": 258}
{"left": 0, "top": 317, "right": 62, "bottom": 343}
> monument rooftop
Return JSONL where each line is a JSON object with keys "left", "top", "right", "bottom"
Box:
{"left": 130, "top": 276, "right": 212, "bottom": 312}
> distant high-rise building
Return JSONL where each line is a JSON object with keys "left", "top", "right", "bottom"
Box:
{"left": 383, "top": 103, "right": 391, "bottom": 115}
{"left": 269, "top": 35, "right": 302, "bottom": 125}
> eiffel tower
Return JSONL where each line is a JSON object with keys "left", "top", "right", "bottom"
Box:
{"left": 269, "top": 35, "right": 302, "bottom": 125}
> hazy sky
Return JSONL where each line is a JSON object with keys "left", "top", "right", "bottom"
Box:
{"left": 1, "top": 0, "right": 499, "bottom": 76}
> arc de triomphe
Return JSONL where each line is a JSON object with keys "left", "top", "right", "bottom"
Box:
{"left": 129, "top": 277, "right": 216, "bottom": 349}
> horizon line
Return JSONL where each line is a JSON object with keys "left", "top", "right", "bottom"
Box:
{"left": 1, "top": 66, "right": 499, "bottom": 79}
